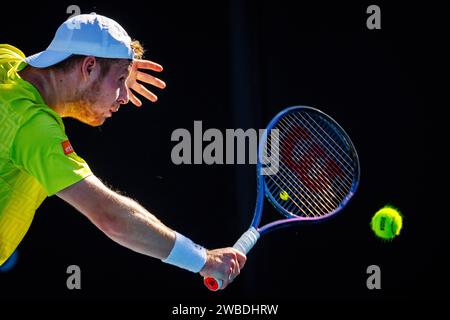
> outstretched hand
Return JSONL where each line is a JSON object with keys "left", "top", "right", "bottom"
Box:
{"left": 127, "top": 59, "right": 166, "bottom": 107}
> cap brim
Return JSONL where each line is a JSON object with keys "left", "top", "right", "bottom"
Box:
{"left": 25, "top": 50, "right": 73, "bottom": 68}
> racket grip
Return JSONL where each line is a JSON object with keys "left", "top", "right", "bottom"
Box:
{"left": 204, "top": 227, "right": 260, "bottom": 291}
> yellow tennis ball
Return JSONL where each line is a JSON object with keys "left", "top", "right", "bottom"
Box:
{"left": 370, "top": 205, "right": 403, "bottom": 240}
{"left": 279, "top": 191, "right": 289, "bottom": 201}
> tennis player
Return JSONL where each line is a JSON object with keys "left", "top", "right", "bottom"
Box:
{"left": 0, "top": 14, "right": 245, "bottom": 289}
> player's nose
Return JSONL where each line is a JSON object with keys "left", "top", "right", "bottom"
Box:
{"left": 117, "top": 86, "right": 129, "bottom": 105}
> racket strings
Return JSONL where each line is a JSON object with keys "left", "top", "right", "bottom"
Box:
{"left": 273, "top": 119, "right": 351, "bottom": 199}
{"left": 263, "top": 163, "right": 331, "bottom": 217}
{"left": 263, "top": 140, "right": 344, "bottom": 217}
{"left": 297, "top": 112, "right": 354, "bottom": 176}
{"left": 281, "top": 113, "right": 354, "bottom": 189}
{"left": 281, "top": 115, "right": 353, "bottom": 187}
{"left": 265, "top": 166, "right": 331, "bottom": 217}
{"left": 264, "top": 132, "right": 341, "bottom": 216}
{"left": 264, "top": 134, "right": 340, "bottom": 217}
{"left": 293, "top": 113, "right": 355, "bottom": 194}
{"left": 272, "top": 122, "right": 350, "bottom": 199}
{"left": 276, "top": 117, "right": 352, "bottom": 195}
{"left": 262, "top": 111, "right": 356, "bottom": 217}
{"left": 265, "top": 143, "right": 341, "bottom": 214}
{"left": 262, "top": 156, "right": 325, "bottom": 216}
{"left": 274, "top": 122, "right": 351, "bottom": 206}
{"left": 263, "top": 165, "right": 317, "bottom": 216}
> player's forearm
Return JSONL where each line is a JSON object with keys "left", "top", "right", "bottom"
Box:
{"left": 101, "top": 191, "right": 209, "bottom": 273}
{"left": 58, "top": 175, "right": 208, "bottom": 272}
{"left": 101, "top": 192, "right": 175, "bottom": 260}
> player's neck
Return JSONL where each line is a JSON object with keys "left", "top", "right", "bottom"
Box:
{"left": 19, "top": 67, "right": 78, "bottom": 117}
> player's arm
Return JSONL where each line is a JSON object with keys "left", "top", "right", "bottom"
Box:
{"left": 57, "top": 175, "right": 245, "bottom": 288}
{"left": 58, "top": 174, "right": 174, "bottom": 258}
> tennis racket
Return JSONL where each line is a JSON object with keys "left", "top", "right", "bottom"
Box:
{"left": 203, "top": 105, "right": 360, "bottom": 291}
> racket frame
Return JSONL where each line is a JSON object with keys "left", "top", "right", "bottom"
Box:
{"left": 255, "top": 105, "right": 360, "bottom": 235}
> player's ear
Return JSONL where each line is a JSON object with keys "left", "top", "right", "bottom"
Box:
{"left": 81, "top": 56, "right": 97, "bottom": 80}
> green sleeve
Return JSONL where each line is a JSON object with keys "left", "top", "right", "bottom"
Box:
{"left": 11, "top": 112, "right": 93, "bottom": 196}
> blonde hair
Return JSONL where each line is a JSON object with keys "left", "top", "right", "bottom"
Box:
{"left": 131, "top": 40, "right": 144, "bottom": 59}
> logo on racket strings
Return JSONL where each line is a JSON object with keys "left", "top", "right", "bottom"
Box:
{"left": 280, "top": 125, "right": 343, "bottom": 194}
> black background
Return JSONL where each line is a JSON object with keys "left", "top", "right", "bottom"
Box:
{"left": 1, "top": 0, "right": 446, "bottom": 313}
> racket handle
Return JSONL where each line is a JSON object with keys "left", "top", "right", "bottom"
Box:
{"left": 204, "top": 227, "right": 260, "bottom": 291}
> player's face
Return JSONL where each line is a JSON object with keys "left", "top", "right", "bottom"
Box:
{"left": 76, "top": 60, "right": 132, "bottom": 126}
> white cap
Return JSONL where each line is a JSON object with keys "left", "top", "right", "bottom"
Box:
{"left": 25, "top": 14, "right": 134, "bottom": 68}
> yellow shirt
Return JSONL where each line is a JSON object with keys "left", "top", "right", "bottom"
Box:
{"left": 0, "top": 44, "right": 93, "bottom": 265}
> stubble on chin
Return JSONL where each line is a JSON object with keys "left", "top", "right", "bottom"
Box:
{"left": 72, "top": 83, "right": 105, "bottom": 126}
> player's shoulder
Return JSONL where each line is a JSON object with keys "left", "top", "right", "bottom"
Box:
{"left": 1, "top": 80, "right": 63, "bottom": 130}
{"left": 16, "top": 110, "right": 66, "bottom": 143}
{"left": 0, "top": 79, "right": 35, "bottom": 106}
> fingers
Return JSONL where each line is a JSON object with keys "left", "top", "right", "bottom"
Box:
{"left": 128, "top": 90, "right": 142, "bottom": 107}
{"left": 221, "top": 264, "right": 235, "bottom": 290}
{"left": 136, "top": 71, "right": 166, "bottom": 89}
{"left": 220, "top": 251, "right": 244, "bottom": 290}
{"left": 126, "top": 59, "right": 165, "bottom": 106}
{"left": 131, "top": 83, "right": 158, "bottom": 103}
{"left": 133, "top": 59, "right": 163, "bottom": 72}
{"left": 232, "top": 248, "right": 247, "bottom": 270}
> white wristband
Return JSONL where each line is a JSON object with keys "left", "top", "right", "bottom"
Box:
{"left": 162, "top": 232, "right": 207, "bottom": 273}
